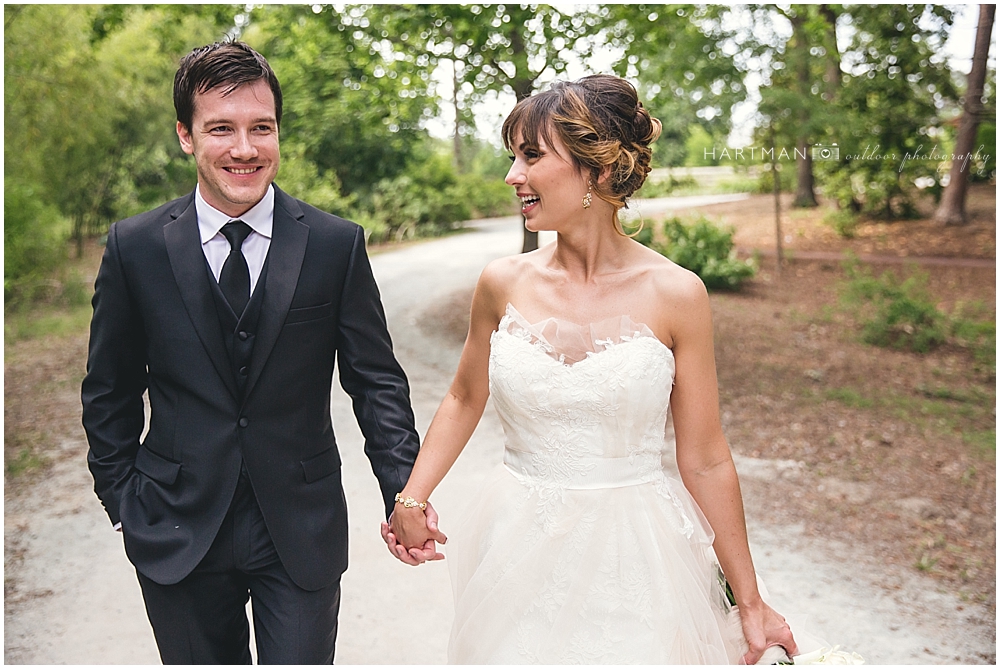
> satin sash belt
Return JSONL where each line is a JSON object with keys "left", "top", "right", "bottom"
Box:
{"left": 503, "top": 447, "right": 658, "bottom": 490}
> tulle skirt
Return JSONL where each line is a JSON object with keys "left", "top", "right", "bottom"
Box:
{"left": 446, "top": 463, "right": 749, "bottom": 664}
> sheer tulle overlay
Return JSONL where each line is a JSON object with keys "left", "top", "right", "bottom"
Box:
{"left": 446, "top": 304, "right": 749, "bottom": 664}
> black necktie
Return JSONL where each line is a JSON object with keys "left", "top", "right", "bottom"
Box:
{"left": 219, "top": 220, "right": 252, "bottom": 316}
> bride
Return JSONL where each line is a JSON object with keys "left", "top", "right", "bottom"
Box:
{"left": 382, "top": 74, "right": 798, "bottom": 664}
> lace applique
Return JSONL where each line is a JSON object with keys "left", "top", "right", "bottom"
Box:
{"left": 498, "top": 303, "right": 663, "bottom": 365}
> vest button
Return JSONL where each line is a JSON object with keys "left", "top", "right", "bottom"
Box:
{"left": 238, "top": 331, "right": 249, "bottom": 341}
{"left": 239, "top": 366, "right": 248, "bottom": 376}
{"left": 238, "top": 417, "right": 248, "bottom": 428}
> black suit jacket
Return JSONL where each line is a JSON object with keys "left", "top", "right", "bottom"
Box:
{"left": 82, "top": 186, "right": 419, "bottom": 591}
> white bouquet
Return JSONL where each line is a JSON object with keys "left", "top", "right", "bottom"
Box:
{"left": 755, "top": 640, "right": 865, "bottom": 665}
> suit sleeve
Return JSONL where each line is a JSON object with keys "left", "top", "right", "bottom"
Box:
{"left": 81, "top": 223, "right": 148, "bottom": 526}
{"left": 335, "top": 226, "right": 420, "bottom": 518}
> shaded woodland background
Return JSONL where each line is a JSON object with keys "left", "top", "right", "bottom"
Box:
{"left": 5, "top": 4, "right": 995, "bottom": 303}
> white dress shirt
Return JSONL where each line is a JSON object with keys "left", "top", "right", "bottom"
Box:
{"left": 196, "top": 185, "right": 273, "bottom": 295}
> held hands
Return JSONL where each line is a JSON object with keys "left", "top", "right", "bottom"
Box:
{"left": 381, "top": 500, "right": 448, "bottom": 566}
{"left": 738, "top": 599, "right": 798, "bottom": 665}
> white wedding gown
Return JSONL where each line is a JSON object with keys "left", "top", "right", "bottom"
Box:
{"left": 447, "top": 304, "right": 749, "bottom": 664}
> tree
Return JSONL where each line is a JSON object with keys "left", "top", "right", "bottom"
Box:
{"left": 5, "top": 4, "right": 235, "bottom": 265}
{"left": 814, "top": 4, "right": 959, "bottom": 218}
{"left": 604, "top": 5, "right": 748, "bottom": 167}
{"left": 935, "top": 4, "right": 996, "bottom": 225}
{"left": 247, "top": 5, "right": 437, "bottom": 197}
{"left": 369, "top": 4, "right": 610, "bottom": 251}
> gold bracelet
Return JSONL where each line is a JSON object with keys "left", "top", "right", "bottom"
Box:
{"left": 394, "top": 493, "right": 427, "bottom": 510}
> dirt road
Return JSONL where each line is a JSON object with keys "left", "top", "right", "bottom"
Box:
{"left": 4, "top": 201, "right": 994, "bottom": 664}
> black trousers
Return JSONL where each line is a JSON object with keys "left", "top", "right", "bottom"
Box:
{"left": 136, "top": 466, "right": 341, "bottom": 664}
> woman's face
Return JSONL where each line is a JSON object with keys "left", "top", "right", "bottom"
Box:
{"left": 505, "top": 126, "right": 589, "bottom": 233}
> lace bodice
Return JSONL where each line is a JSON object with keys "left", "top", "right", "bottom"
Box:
{"left": 491, "top": 302, "right": 674, "bottom": 473}
{"left": 489, "top": 304, "right": 701, "bottom": 535}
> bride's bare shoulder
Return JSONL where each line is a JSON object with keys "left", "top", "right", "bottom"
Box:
{"left": 473, "top": 254, "right": 537, "bottom": 322}
{"left": 634, "top": 244, "right": 708, "bottom": 306}
{"left": 479, "top": 251, "right": 543, "bottom": 292}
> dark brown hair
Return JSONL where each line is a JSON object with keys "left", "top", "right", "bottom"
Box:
{"left": 502, "top": 75, "right": 662, "bottom": 219}
{"left": 173, "top": 41, "right": 282, "bottom": 130}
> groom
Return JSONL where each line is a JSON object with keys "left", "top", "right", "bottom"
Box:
{"left": 82, "top": 41, "right": 442, "bottom": 664}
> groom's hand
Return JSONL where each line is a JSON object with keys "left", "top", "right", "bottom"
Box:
{"left": 381, "top": 501, "right": 447, "bottom": 566}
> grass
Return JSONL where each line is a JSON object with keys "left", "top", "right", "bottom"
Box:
{"left": 4, "top": 444, "right": 47, "bottom": 478}
{"left": 4, "top": 300, "right": 93, "bottom": 342}
{"left": 823, "top": 384, "right": 996, "bottom": 458}
{"left": 824, "top": 387, "right": 873, "bottom": 409}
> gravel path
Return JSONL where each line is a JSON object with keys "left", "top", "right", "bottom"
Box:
{"left": 4, "top": 200, "right": 994, "bottom": 664}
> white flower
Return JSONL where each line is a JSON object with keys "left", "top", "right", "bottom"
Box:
{"left": 793, "top": 646, "right": 865, "bottom": 665}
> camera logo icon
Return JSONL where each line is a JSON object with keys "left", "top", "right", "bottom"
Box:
{"left": 812, "top": 143, "right": 839, "bottom": 161}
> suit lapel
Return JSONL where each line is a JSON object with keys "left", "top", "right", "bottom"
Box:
{"left": 163, "top": 195, "right": 240, "bottom": 402}
{"left": 244, "top": 187, "right": 309, "bottom": 400}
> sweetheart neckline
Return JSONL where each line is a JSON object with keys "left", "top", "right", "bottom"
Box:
{"left": 497, "top": 303, "right": 673, "bottom": 368}
{"left": 496, "top": 327, "right": 674, "bottom": 368}
{"left": 503, "top": 302, "right": 655, "bottom": 332}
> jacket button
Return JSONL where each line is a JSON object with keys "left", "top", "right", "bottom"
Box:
{"left": 238, "top": 331, "right": 249, "bottom": 341}
{"left": 239, "top": 366, "right": 248, "bottom": 376}
{"left": 238, "top": 417, "right": 248, "bottom": 428}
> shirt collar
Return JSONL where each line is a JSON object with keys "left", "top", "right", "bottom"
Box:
{"left": 196, "top": 185, "right": 274, "bottom": 244}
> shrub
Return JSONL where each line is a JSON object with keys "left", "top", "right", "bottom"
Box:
{"left": 4, "top": 178, "right": 71, "bottom": 306}
{"left": 651, "top": 216, "right": 756, "bottom": 290}
{"left": 950, "top": 302, "right": 996, "bottom": 374}
{"left": 824, "top": 208, "right": 860, "bottom": 239}
{"left": 635, "top": 174, "right": 699, "bottom": 198}
{"left": 840, "top": 262, "right": 948, "bottom": 353}
{"left": 361, "top": 153, "right": 515, "bottom": 244}
{"left": 277, "top": 142, "right": 356, "bottom": 218}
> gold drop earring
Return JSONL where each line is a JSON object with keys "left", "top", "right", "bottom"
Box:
{"left": 582, "top": 181, "right": 593, "bottom": 209}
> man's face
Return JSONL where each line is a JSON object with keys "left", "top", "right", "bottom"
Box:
{"left": 177, "top": 79, "right": 279, "bottom": 218}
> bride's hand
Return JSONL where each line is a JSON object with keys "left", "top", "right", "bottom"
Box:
{"left": 381, "top": 501, "right": 447, "bottom": 566}
{"left": 738, "top": 599, "right": 798, "bottom": 664}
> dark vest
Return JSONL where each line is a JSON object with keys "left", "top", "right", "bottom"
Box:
{"left": 206, "top": 256, "right": 270, "bottom": 399}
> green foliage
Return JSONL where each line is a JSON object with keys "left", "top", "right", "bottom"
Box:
{"left": 949, "top": 303, "right": 996, "bottom": 373}
{"left": 684, "top": 126, "right": 722, "bottom": 167}
{"left": 640, "top": 216, "right": 757, "bottom": 290}
{"left": 277, "top": 142, "right": 356, "bottom": 218}
{"left": 971, "top": 121, "right": 996, "bottom": 182}
{"left": 753, "top": 166, "right": 794, "bottom": 195}
{"left": 607, "top": 5, "right": 748, "bottom": 153}
{"left": 840, "top": 262, "right": 948, "bottom": 353}
{"left": 358, "top": 151, "right": 514, "bottom": 244}
{"left": 814, "top": 6, "right": 958, "bottom": 218}
{"left": 252, "top": 5, "right": 435, "bottom": 196}
{"left": 4, "top": 179, "right": 69, "bottom": 303}
{"left": 5, "top": 3, "right": 232, "bottom": 276}
{"left": 635, "top": 175, "right": 699, "bottom": 198}
{"left": 823, "top": 209, "right": 860, "bottom": 239}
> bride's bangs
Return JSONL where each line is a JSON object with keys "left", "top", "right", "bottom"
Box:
{"left": 502, "top": 94, "right": 560, "bottom": 154}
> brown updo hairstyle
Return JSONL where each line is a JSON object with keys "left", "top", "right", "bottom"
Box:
{"left": 502, "top": 75, "right": 662, "bottom": 233}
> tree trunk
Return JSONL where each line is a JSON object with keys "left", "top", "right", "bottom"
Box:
{"left": 794, "top": 138, "right": 817, "bottom": 207}
{"left": 772, "top": 132, "right": 783, "bottom": 277}
{"left": 935, "top": 4, "right": 995, "bottom": 226}
{"left": 791, "top": 12, "right": 818, "bottom": 208}
{"left": 452, "top": 59, "right": 464, "bottom": 171}
{"left": 74, "top": 214, "right": 85, "bottom": 259}
{"left": 818, "top": 5, "right": 841, "bottom": 103}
